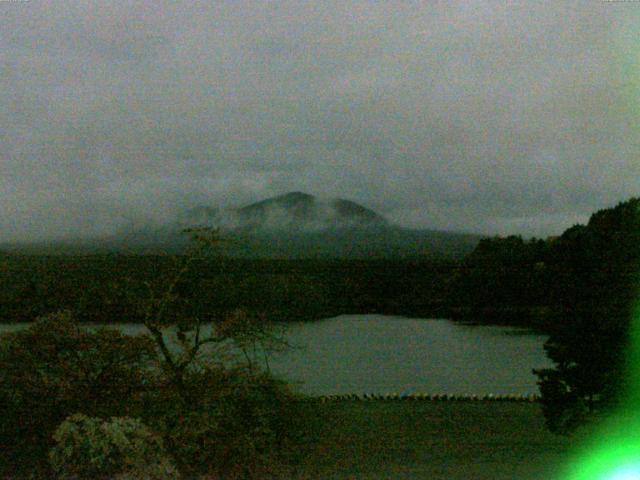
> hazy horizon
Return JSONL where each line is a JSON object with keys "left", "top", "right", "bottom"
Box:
{"left": 2, "top": 1, "right": 638, "bottom": 242}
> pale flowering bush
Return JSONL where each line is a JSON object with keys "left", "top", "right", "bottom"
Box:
{"left": 49, "top": 414, "right": 180, "bottom": 480}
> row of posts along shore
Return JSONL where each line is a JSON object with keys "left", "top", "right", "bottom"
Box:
{"left": 313, "top": 393, "right": 541, "bottom": 402}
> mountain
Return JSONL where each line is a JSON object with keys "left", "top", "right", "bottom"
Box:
{"left": 2, "top": 192, "right": 482, "bottom": 259}
{"left": 234, "top": 192, "right": 388, "bottom": 231}
{"left": 181, "top": 192, "right": 388, "bottom": 232}
{"left": 173, "top": 192, "right": 480, "bottom": 259}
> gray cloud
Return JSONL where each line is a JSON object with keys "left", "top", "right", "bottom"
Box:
{"left": 0, "top": 0, "right": 638, "bottom": 241}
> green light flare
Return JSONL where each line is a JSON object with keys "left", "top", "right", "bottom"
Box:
{"left": 561, "top": 241, "right": 640, "bottom": 477}
{"left": 608, "top": 464, "right": 640, "bottom": 480}
{"left": 561, "top": 414, "right": 640, "bottom": 480}
{"left": 559, "top": 304, "right": 640, "bottom": 480}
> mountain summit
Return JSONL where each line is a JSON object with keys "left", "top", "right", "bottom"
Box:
{"left": 234, "top": 192, "right": 388, "bottom": 231}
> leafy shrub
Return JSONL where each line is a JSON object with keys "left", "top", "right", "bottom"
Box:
{"left": 143, "top": 366, "right": 302, "bottom": 479}
{"left": 49, "top": 414, "right": 179, "bottom": 480}
{"left": 0, "top": 311, "right": 156, "bottom": 475}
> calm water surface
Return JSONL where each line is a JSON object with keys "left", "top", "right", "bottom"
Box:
{"left": 0, "top": 314, "right": 551, "bottom": 395}
{"left": 269, "top": 315, "right": 551, "bottom": 395}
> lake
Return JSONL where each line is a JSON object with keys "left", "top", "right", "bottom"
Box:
{"left": 0, "top": 314, "right": 552, "bottom": 396}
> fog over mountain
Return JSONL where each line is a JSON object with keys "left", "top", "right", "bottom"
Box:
{"left": 180, "top": 192, "right": 388, "bottom": 233}
{"left": 87, "top": 192, "right": 476, "bottom": 259}
{"left": 1, "top": 2, "right": 638, "bottom": 242}
{"left": 0, "top": 192, "right": 480, "bottom": 259}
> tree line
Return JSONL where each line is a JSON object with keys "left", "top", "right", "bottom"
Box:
{"left": 447, "top": 197, "right": 640, "bottom": 432}
{"left": 0, "top": 255, "right": 456, "bottom": 325}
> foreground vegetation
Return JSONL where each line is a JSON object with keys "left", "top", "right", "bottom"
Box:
{"left": 0, "top": 310, "right": 306, "bottom": 479}
{"left": 0, "top": 230, "right": 307, "bottom": 479}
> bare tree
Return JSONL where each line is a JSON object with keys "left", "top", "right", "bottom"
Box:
{"left": 136, "top": 227, "right": 287, "bottom": 396}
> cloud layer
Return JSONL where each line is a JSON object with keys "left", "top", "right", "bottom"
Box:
{"left": 1, "top": 1, "right": 638, "bottom": 241}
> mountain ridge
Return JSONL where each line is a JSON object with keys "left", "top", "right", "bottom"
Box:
{"left": 183, "top": 191, "right": 389, "bottom": 232}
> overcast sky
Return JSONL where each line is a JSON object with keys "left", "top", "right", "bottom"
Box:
{"left": 1, "top": 1, "right": 639, "bottom": 241}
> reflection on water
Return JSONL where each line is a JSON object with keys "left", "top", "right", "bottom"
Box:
{"left": 0, "top": 314, "right": 551, "bottom": 395}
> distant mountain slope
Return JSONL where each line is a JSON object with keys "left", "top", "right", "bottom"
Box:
{"left": 221, "top": 192, "right": 389, "bottom": 231}
{"left": 1, "top": 192, "right": 482, "bottom": 259}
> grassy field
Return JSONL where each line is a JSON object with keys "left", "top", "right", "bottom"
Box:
{"left": 287, "top": 400, "right": 572, "bottom": 480}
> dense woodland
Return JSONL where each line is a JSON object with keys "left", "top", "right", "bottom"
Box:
{"left": 447, "top": 198, "right": 640, "bottom": 329}
{"left": 447, "top": 197, "right": 640, "bottom": 432}
{"left": 0, "top": 255, "right": 456, "bottom": 325}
